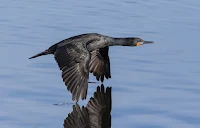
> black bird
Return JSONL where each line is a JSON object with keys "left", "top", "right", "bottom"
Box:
{"left": 63, "top": 84, "right": 112, "bottom": 128}
{"left": 29, "top": 33, "right": 154, "bottom": 101}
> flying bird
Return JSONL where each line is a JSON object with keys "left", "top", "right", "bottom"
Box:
{"left": 29, "top": 33, "right": 154, "bottom": 101}
{"left": 63, "top": 84, "right": 112, "bottom": 128}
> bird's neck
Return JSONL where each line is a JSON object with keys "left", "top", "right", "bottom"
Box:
{"left": 109, "top": 38, "right": 132, "bottom": 46}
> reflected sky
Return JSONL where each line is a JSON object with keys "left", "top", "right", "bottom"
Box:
{"left": 0, "top": 0, "right": 200, "bottom": 128}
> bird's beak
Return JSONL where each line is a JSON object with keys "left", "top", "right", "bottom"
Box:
{"left": 136, "top": 41, "right": 154, "bottom": 46}
{"left": 143, "top": 41, "right": 154, "bottom": 44}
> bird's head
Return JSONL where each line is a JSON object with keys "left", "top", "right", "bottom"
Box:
{"left": 132, "top": 38, "right": 154, "bottom": 46}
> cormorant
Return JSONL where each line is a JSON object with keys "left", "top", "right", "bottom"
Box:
{"left": 29, "top": 33, "right": 154, "bottom": 101}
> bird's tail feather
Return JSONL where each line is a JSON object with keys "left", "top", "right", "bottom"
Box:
{"left": 29, "top": 43, "right": 58, "bottom": 59}
{"left": 29, "top": 50, "right": 51, "bottom": 59}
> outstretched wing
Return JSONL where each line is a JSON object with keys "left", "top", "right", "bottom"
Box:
{"left": 64, "top": 103, "right": 90, "bottom": 128}
{"left": 87, "top": 84, "right": 112, "bottom": 128}
{"left": 54, "top": 43, "right": 90, "bottom": 101}
{"left": 89, "top": 46, "right": 111, "bottom": 82}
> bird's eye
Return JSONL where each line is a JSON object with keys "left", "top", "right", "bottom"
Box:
{"left": 138, "top": 39, "right": 142, "bottom": 42}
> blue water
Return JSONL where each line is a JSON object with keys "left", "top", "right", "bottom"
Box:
{"left": 0, "top": 0, "right": 200, "bottom": 127}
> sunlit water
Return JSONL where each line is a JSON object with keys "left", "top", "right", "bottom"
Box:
{"left": 0, "top": 0, "right": 200, "bottom": 128}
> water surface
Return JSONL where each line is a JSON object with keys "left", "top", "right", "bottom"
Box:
{"left": 0, "top": 0, "right": 200, "bottom": 128}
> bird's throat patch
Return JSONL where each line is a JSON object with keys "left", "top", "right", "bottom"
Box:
{"left": 136, "top": 42, "right": 141, "bottom": 46}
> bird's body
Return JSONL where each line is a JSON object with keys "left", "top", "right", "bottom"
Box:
{"left": 29, "top": 33, "right": 153, "bottom": 101}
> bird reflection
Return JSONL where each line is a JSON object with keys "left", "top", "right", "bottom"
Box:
{"left": 64, "top": 84, "right": 112, "bottom": 128}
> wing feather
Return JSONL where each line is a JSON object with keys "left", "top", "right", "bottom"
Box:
{"left": 54, "top": 43, "right": 90, "bottom": 101}
{"left": 89, "top": 46, "right": 111, "bottom": 82}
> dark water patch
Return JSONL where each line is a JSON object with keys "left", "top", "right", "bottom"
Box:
{"left": 29, "top": 62, "right": 57, "bottom": 69}
{"left": 0, "top": 74, "right": 12, "bottom": 79}
{"left": 8, "top": 25, "right": 29, "bottom": 30}
{"left": 123, "top": 0, "right": 137, "bottom": 4}
{"left": 169, "top": 114, "right": 200, "bottom": 125}
{"left": 139, "top": 31, "right": 158, "bottom": 34}
{"left": 0, "top": 19, "right": 10, "bottom": 22}
{"left": 0, "top": 116, "right": 18, "bottom": 122}
{"left": 131, "top": 59, "right": 158, "bottom": 64}
{"left": 133, "top": 125, "right": 163, "bottom": 128}
{"left": 163, "top": 87, "right": 200, "bottom": 95}
{"left": 113, "top": 107, "right": 166, "bottom": 117}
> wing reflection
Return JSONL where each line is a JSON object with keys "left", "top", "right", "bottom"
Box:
{"left": 64, "top": 84, "right": 112, "bottom": 128}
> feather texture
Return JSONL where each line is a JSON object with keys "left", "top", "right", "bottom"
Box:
{"left": 89, "top": 46, "right": 111, "bottom": 82}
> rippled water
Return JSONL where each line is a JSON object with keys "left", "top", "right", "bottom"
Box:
{"left": 0, "top": 0, "right": 200, "bottom": 128}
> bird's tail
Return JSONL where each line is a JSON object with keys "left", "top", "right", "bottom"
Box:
{"left": 29, "top": 50, "right": 51, "bottom": 59}
{"left": 29, "top": 43, "right": 58, "bottom": 59}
